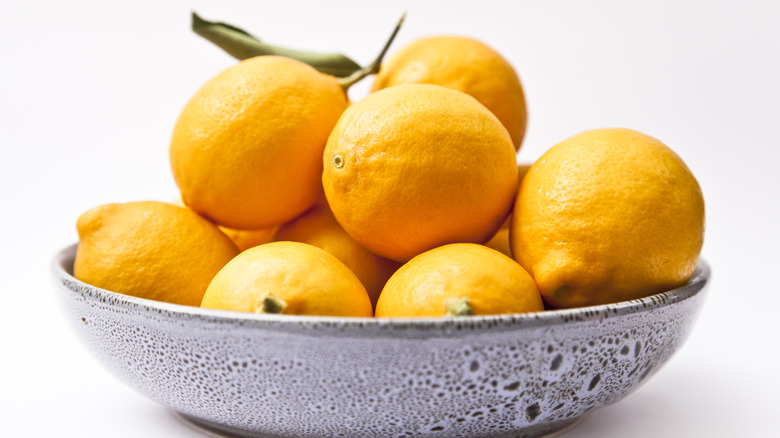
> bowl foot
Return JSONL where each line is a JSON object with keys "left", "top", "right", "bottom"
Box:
{"left": 172, "top": 410, "right": 584, "bottom": 438}
{"left": 172, "top": 410, "right": 243, "bottom": 438}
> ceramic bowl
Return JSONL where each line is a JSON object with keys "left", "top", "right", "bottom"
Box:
{"left": 52, "top": 244, "right": 709, "bottom": 438}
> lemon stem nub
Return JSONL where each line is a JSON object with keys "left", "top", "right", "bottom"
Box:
{"left": 553, "top": 285, "right": 571, "bottom": 301}
{"left": 445, "top": 297, "right": 473, "bottom": 317}
{"left": 261, "top": 295, "right": 288, "bottom": 314}
{"left": 332, "top": 154, "right": 344, "bottom": 169}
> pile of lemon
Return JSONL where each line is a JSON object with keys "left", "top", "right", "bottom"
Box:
{"left": 74, "top": 15, "right": 704, "bottom": 318}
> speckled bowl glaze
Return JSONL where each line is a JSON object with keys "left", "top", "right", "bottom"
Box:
{"left": 53, "top": 244, "right": 708, "bottom": 438}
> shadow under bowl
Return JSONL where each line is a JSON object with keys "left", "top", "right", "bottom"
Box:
{"left": 52, "top": 244, "right": 709, "bottom": 438}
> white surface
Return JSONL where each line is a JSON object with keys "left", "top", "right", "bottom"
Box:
{"left": 2, "top": 0, "right": 778, "bottom": 436}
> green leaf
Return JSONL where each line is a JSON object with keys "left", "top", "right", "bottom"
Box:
{"left": 191, "top": 12, "right": 362, "bottom": 78}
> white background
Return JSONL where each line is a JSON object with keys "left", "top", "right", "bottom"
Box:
{"left": 2, "top": 0, "right": 779, "bottom": 436}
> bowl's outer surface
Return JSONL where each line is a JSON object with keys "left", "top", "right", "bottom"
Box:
{"left": 53, "top": 244, "right": 709, "bottom": 438}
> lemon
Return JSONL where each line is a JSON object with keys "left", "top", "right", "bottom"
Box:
{"left": 376, "top": 243, "right": 543, "bottom": 317}
{"left": 510, "top": 128, "right": 705, "bottom": 307}
{"left": 201, "top": 241, "right": 373, "bottom": 317}
{"left": 74, "top": 201, "right": 239, "bottom": 306}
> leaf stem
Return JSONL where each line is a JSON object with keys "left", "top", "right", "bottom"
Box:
{"left": 337, "top": 12, "right": 406, "bottom": 91}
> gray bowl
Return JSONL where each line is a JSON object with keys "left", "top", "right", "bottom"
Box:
{"left": 52, "top": 244, "right": 709, "bottom": 438}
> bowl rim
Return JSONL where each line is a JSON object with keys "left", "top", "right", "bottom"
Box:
{"left": 53, "top": 243, "right": 709, "bottom": 330}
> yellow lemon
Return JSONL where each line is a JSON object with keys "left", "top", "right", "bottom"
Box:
{"left": 170, "top": 56, "right": 348, "bottom": 229}
{"left": 201, "top": 241, "right": 372, "bottom": 317}
{"left": 323, "top": 84, "right": 518, "bottom": 262}
{"left": 510, "top": 128, "right": 705, "bottom": 308}
{"left": 74, "top": 201, "right": 239, "bottom": 306}
{"left": 376, "top": 243, "right": 544, "bottom": 318}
